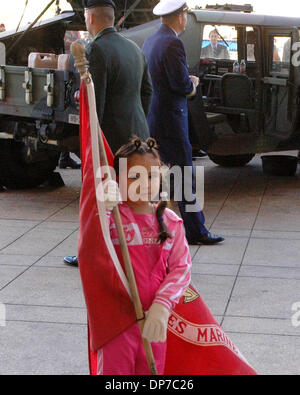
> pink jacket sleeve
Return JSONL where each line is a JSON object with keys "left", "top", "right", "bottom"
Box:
{"left": 153, "top": 220, "right": 192, "bottom": 311}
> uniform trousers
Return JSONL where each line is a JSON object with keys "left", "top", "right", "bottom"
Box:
{"left": 157, "top": 137, "right": 208, "bottom": 242}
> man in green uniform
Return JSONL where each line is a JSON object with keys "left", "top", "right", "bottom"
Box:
{"left": 83, "top": 0, "right": 152, "bottom": 153}
{"left": 64, "top": 0, "right": 152, "bottom": 267}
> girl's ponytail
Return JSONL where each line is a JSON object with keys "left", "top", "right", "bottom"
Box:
{"left": 156, "top": 199, "right": 172, "bottom": 245}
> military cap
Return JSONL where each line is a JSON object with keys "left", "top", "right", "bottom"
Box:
{"left": 153, "top": 0, "right": 188, "bottom": 16}
{"left": 82, "top": 0, "right": 116, "bottom": 9}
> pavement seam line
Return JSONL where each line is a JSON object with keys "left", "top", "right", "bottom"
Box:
{"left": 0, "top": 226, "right": 79, "bottom": 292}
{"left": 207, "top": 168, "right": 243, "bottom": 231}
{"left": 220, "top": 171, "right": 269, "bottom": 326}
{"left": 0, "top": 196, "right": 79, "bottom": 253}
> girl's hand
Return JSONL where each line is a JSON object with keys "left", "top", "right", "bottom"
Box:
{"left": 103, "top": 179, "right": 122, "bottom": 211}
{"left": 142, "top": 303, "right": 170, "bottom": 343}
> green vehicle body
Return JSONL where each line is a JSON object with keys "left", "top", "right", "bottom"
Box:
{"left": 0, "top": 1, "right": 156, "bottom": 188}
{"left": 124, "top": 7, "right": 300, "bottom": 166}
{"left": 0, "top": 2, "right": 299, "bottom": 188}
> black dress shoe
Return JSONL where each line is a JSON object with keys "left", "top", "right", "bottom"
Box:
{"left": 59, "top": 157, "right": 81, "bottom": 169}
{"left": 63, "top": 256, "right": 79, "bottom": 267}
{"left": 188, "top": 232, "right": 225, "bottom": 245}
{"left": 192, "top": 150, "right": 208, "bottom": 161}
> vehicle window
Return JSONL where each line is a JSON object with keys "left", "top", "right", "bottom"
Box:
{"left": 200, "top": 25, "right": 237, "bottom": 60}
{"left": 270, "top": 36, "right": 291, "bottom": 77}
{"left": 64, "top": 31, "right": 92, "bottom": 53}
{"left": 246, "top": 28, "right": 256, "bottom": 62}
{"left": 201, "top": 25, "right": 238, "bottom": 60}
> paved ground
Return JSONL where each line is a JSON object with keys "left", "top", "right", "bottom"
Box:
{"left": 0, "top": 152, "right": 300, "bottom": 375}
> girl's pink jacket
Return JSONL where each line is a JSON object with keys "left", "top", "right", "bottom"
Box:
{"left": 109, "top": 203, "right": 192, "bottom": 312}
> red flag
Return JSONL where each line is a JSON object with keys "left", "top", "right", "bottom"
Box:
{"left": 164, "top": 284, "right": 257, "bottom": 375}
{"left": 89, "top": 283, "right": 257, "bottom": 375}
{"left": 78, "top": 80, "right": 136, "bottom": 354}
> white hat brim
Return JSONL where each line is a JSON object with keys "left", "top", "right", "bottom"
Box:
{"left": 153, "top": 0, "right": 187, "bottom": 16}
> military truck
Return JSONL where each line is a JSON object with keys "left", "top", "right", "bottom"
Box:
{"left": 0, "top": 0, "right": 156, "bottom": 189}
{"left": 1, "top": 2, "right": 300, "bottom": 189}
{"left": 123, "top": 4, "right": 300, "bottom": 167}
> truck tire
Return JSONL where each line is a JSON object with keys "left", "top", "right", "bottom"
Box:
{"left": 0, "top": 140, "right": 59, "bottom": 189}
{"left": 208, "top": 153, "right": 255, "bottom": 167}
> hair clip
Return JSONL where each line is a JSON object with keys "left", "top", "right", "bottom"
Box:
{"left": 160, "top": 191, "right": 168, "bottom": 200}
{"left": 134, "top": 139, "right": 142, "bottom": 149}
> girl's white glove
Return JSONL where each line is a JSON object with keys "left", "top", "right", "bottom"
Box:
{"left": 142, "top": 303, "right": 170, "bottom": 343}
{"left": 103, "top": 179, "right": 122, "bottom": 211}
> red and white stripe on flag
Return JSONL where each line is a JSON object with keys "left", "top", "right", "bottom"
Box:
{"left": 78, "top": 80, "right": 136, "bottom": 354}
{"left": 164, "top": 284, "right": 257, "bottom": 375}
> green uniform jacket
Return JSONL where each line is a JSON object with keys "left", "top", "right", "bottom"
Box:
{"left": 86, "top": 27, "right": 153, "bottom": 153}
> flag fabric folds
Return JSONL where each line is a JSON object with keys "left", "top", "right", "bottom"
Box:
{"left": 164, "top": 284, "right": 257, "bottom": 375}
{"left": 78, "top": 79, "right": 136, "bottom": 354}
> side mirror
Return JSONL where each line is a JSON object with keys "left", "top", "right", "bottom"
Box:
{"left": 0, "top": 42, "right": 5, "bottom": 65}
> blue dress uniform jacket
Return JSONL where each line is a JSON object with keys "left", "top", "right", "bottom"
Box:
{"left": 142, "top": 24, "right": 208, "bottom": 241}
{"left": 142, "top": 24, "right": 194, "bottom": 142}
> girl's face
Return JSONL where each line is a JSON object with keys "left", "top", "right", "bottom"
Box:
{"left": 119, "top": 153, "right": 161, "bottom": 206}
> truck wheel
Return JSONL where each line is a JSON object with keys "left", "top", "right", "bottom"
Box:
{"left": 0, "top": 140, "right": 59, "bottom": 189}
{"left": 208, "top": 153, "right": 255, "bottom": 167}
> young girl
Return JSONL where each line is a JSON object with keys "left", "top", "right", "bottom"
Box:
{"left": 98, "top": 137, "right": 192, "bottom": 375}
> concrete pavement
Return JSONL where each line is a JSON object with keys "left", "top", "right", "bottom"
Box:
{"left": 0, "top": 152, "right": 300, "bottom": 375}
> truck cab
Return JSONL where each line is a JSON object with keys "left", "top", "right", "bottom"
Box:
{"left": 187, "top": 7, "right": 300, "bottom": 166}
{"left": 124, "top": 4, "right": 300, "bottom": 166}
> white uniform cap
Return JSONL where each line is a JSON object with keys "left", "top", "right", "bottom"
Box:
{"left": 153, "top": 0, "right": 188, "bottom": 16}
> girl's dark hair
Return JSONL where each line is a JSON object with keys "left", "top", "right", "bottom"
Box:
{"left": 114, "top": 136, "right": 172, "bottom": 245}
{"left": 156, "top": 199, "right": 172, "bottom": 245}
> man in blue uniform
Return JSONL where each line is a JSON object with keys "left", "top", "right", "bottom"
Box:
{"left": 142, "top": 0, "right": 224, "bottom": 245}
